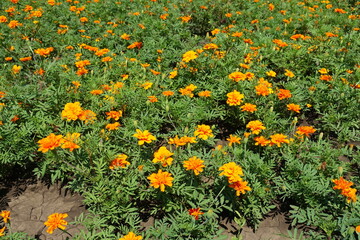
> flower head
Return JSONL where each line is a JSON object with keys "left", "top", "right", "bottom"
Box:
{"left": 226, "top": 135, "right": 241, "bottom": 146}
{"left": 333, "top": 177, "right": 357, "bottom": 203}
{"left": 109, "top": 154, "right": 130, "bottom": 169}
{"left": 61, "top": 133, "right": 80, "bottom": 151}
{"left": 38, "top": 133, "right": 64, "bottom": 153}
{"left": 226, "top": 90, "right": 244, "bottom": 106}
{"left": 269, "top": 134, "right": 290, "bottom": 147}
{"left": 229, "top": 179, "right": 251, "bottom": 196}
{"left": 182, "top": 50, "right": 198, "bottom": 62}
{"left": 153, "top": 147, "right": 174, "bottom": 167}
{"left": 277, "top": 89, "right": 292, "bottom": 100}
{"left": 240, "top": 103, "right": 257, "bottom": 113}
{"left": 44, "top": 213, "right": 68, "bottom": 234}
{"left": 133, "top": 129, "right": 156, "bottom": 145}
{"left": 147, "top": 169, "right": 174, "bottom": 192}
{"left": 296, "top": 126, "right": 316, "bottom": 137}
{"left": 228, "top": 72, "right": 247, "bottom": 82}
{"left": 183, "top": 156, "right": 205, "bottom": 175}
{"left": 119, "top": 232, "right": 142, "bottom": 240}
{"left": 194, "top": 124, "right": 214, "bottom": 140}
{"left": 287, "top": 103, "right": 301, "bottom": 113}
{"left": 0, "top": 211, "right": 10, "bottom": 223}
{"left": 188, "top": 208, "right": 204, "bottom": 220}
{"left": 246, "top": 120, "right": 266, "bottom": 135}
{"left": 61, "top": 102, "right": 83, "bottom": 121}
{"left": 219, "top": 162, "right": 244, "bottom": 183}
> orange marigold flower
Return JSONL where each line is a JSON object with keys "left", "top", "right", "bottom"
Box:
{"left": 179, "top": 84, "right": 197, "bottom": 97}
{"left": 182, "top": 50, "right": 198, "bottom": 62}
{"left": 229, "top": 179, "right": 251, "bottom": 196}
{"left": 147, "top": 96, "right": 158, "bottom": 103}
{"left": 109, "top": 154, "right": 130, "bottom": 169}
{"left": 61, "top": 133, "right": 80, "bottom": 151}
{"left": 34, "top": 47, "right": 54, "bottom": 57}
{"left": 44, "top": 213, "right": 68, "bottom": 234}
{"left": 106, "top": 122, "right": 121, "bottom": 130}
{"left": 19, "top": 56, "right": 32, "bottom": 62}
{"left": 12, "top": 65, "right": 22, "bottom": 74}
{"left": 119, "top": 232, "right": 142, "bottom": 240}
{"left": 226, "top": 90, "right": 244, "bottom": 106}
{"left": 169, "top": 70, "right": 178, "bottom": 79}
{"left": 162, "top": 91, "right": 174, "bottom": 96}
{"left": 75, "top": 60, "right": 91, "bottom": 68}
{"left": 356, "top": 225, "right": 360, "bottom": 233}
{"left": 231, "top": 31, "right": 243, "bottom": 37}
{"left": 0, "top": 91, "right": 5, "bottom": 98}
{"left": 332, "top": 177, "right": 357, "bottom": 203}
{"left": 179, "top": 15, "right": 191, "bottom": 23}
{"left": 320, "top": 75, "right": 332, "bottom": 81}
{"left": 147, "top": 169, "right": 173, "bottom": 192}
{"left": 269, "top": 134, "right": 290, "bottom": 147}
{"left": 0, "top": 227, "right": 5, "bottom": 237}
{"left": 203, "top": 43, "right": 219, "bottom": 50}
{"left": 198, "top": 90, "right": 211, "bottom": 97}
{"left": 0, "top": 16, "right": 8, "bottom": 23}
{"left": 226, "top": 134, "right": 241, "bottom": 146}
{"left": 277, "top": 89, "right": 292, "bottom": 100}
{"left": 296, "top": 126, "right": 316, "bottom": 137}
{"left": 168, "top": 135, "right": 197, "bottom": 146}
{"left": 120, "top": 33, "right": 131, "bottom": 40}
{"left": 90, "top": 89, "right": 103, "bottom": 95}
{"left": 183, "top": 156, "right": 205, "bottom": 175}
{"left": 38, "top": 133, "right": 64, "bottom": 153}
{"left": 273, "top": 39, "right": 288, "bottom": 47}
{"left": 254, "top": 136, "right": 270, "bottom": 146}
{"left": 255, "top": 79, "right": 273, "bottom": 96}
{"left": 188, "top": 208, "right": 204, "bottom": 220}
{"left": 78, "top": 110, "right": 97, "bottom": 124}
{"left": 61, "top": 102, "right": 83, "bottom": 121}
{"left": 153, "top": 147, "right": 174, "bottom": 167}
{"left": 219, "top": 162, "right": 244, "bottom": 183}
{"left": 194, "top": 124, "right": 214, "bottom": 140}
{"left": 0, "top": 211, "right": 10, "bottom": 223}
{"left": 102, "top": 56, "right": 113, "bottom": 62}
{"left": 8, "top": 20, "right": 22, "bottom": 28}
{"left": 133, "top": 129, "right": 156, "bottom": 145}
{"left": 284, "top": 69, "right": 295, "bottom": 78}
{"left": 106, "top": 110, "right": 122, "bottom": 120}
{"left": 287, "top": 103, "right": 301, "bottom": 113}
{"left": 127, "top": 42, "right": 143, "bottom": 49}
{"left": 246, "top": 120, "right": 266, "bottom": 135}
{"left": 240, "top": 103, "right": 257, "bottom": 113}
{"left": 228, "top": 71, "right": 247, "bottom": 82}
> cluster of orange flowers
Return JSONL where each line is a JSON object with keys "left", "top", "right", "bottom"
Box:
{"left": 332, "top": 177, "right": 357, "bottom": 203}
{"left": 0, "top": 210, "right": 10, "bottom": 237}
{"left": 219, "top": 162, "right": 251, "bottom": 196}
{"left": 37, "top": 133, "right": 81, "bottom": 153}
{"left": 61, "top": 102, "right": 96, "bottom": 123}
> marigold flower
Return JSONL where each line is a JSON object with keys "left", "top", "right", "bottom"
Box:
{"left": 203, "top": 43, "right": 219, "bottom": 50}
{"left": 147, "top": 96, "right": 158, "bottom": 103}
{"left": 106, "top": 122, "right": 121, "bottom": 130}
{"left": 34, "top": 47, "right": 54, "bottom": 57}
{"left": 296, "top": 126, "right": 316, "bottom": 137}
{"left": 61, "top": 102, "right": 83, "bottom": 121}
{"left": 228, "top": 71, "right": 247, "bottom": 82}
{"left": 226, "top": 135, "right": 241, "bottom": 146}
{"left": 0, "top": 211, "right": 10, "bottom": 223}
{"left": 44, "top": 213, "right": 68, "bottom": 234}
{"left": 0, "top": 16, "right": 8, "bottom": 23}
{"left": 179, "top": 15, "right": 191, "bottom": 23}
{"left": 277, "top": 89, "right": 292, "bottom": 100}
{"left": 147, "top": 169, "right": 173, "bottom": 192}
{"left": 90, "top": 89, "right": 103, "bottom": 95}
{"left": 226, "top": 90, "right": 244, "bottom": 106}
{"left": 255, "top": 79, "right": 273, "bottom": 96}
{"left": 356, "top": 225, "right": 360, "bottom": 233}
{"left": 12, "top": 65, "right": 22, "bottom": 74}
{"left": 332, "top": 177, "right": 357, "bottom": 203}
{"left": 106, "top": 110, "right": 122, "bottom": 120}
{"left": 120, "top": 33, "right": 131, "bottom": 40}
{"left": 320, "top": 75, "right": 332, "bottom": 81}
{"left": 183, "top": 156, "right": 205, "bottom": 175}
{"left": 246, "top": 120, "right": 266, "bottom": 135}
{"left": 153, "top": 147, "right": 174, "bottom": 167}
{"left": 231, "top": 31, "right": 243, "bottom": 37}
{"left": 119, "top": 232, "right": 142, "bottom": 240}
{"left": 168, "top": 135, "right": 197, "bottom": 146}
{"left": 229, "top": 179, "right": 251, "bottom": 196}
{"left": 219, "top": 162, "right": 244, "bottom": 183}
{"left": 287, "top": 103, "right": 301, "bottom": 113}
{"left": 38, "top": 133, "right": 64, "bottom": 153}
{"left": 269, "top": 134, "right": 290, "bottom": 147}
{"left": 168, "top": 70, "right": 178, "bottom": 79}
{"left": 162, "top": 91, "right": 174, "bottom": 96}
{"left": 179, "top": 84, "right": 197, "bottom": 97}
{"left": 61, "top": 133, "right": 80, "bottom": 151}
{"left": 109, "top": 154, "right": 130, "bottom": 169}
{"left": 188, "top": 208, "right": 204, "bottom": 220}
{"left": 240, "top": 103, "right": 257, "bottom": 113}
{"left": 8, "top": 20, "right": 22, "bottom": 28}
{"left": 198, "top": 90, "right": 211, "bottom": 97}
{"left": 133, "top": 129, "right": 156, "bottom": 145}
{"left": 78, "top": 110, "right": 97, "bottom": 124}
{"left": 182, "top": 50, "right": 198, "bottom": 62}
{"left": 254, "top": 136, "right": 270, "bottom": 146}
{"left": 284, "top": 69, "right": 295, "bottom": 78}
{"left": 194, "top": 124, "right": 214, "bottom": 140}
{"left": 19, "top": 56, "right": 32, "bottom": 62}
{"left": 127, "top": 42, "right": 143, "bottom": 49}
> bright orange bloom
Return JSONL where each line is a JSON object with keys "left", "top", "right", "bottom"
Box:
{"left": 332, "top": 177, "right": 357, "bottom": 202}
{"left": 38, "top": 133, "right": 64, "bottom": 153}
{"left": 127, "top": 42, "right": 143, "bottom": 49}
{"left": 255, "top": 78, "right": 273, "bottom": 96}
{"left": 277, "top": 89, "right": 292, "bottom": 100}
{"left": 356, "top": 225, "right": 360, "bottom": 233}
{"left": 194, "top": 124, "right": 214, "bottom": 140}
{"left": 19, "top": 56, "right": 32, "bottom": 62}
{"left": 0, "top": 91, "right": 5, "bottom": 98}
{"left": 182, "top": 50, "right": 198, "bottom": 62}
{"left": 109, "top": 154, "right": 130, "bottom": 169}
{"left": 296, "top": 126, "right": 316, "bottom": 137}
{"left": 287, "top": 103, "right": 301, "bottom": 113}
{"left": 183, "top": 156, "right": 205, "bottom": 175}
{"left": 269, "top": 134, "right": 290, "bottom": 147}
{"left": 8, "top": 20, "right": 22, "bottom": 28}
{"left": 12, "top": 65, "right": 22, "bottom": 74}
{"left": 226, "top": 134, "right": 241, "bottom": 146}
{"left": 120, "top": 33, "right": 131, "bottom": 40}
{"left": 198, "top": 90, "right": 211, "bottom": 97}
{"left": 90, "top": 89, "right": 103, "bottom": 95}
{"left": 162, "top": 91, "right": 174, "bottom": 96}
{"left": 246, "top": 120, "right": 266, "bottom": 135}
{"left": 284, "top": 69, "right": 295, "bottom": 78}
{"left": 168, "top": 70, "right": 178, "bottom": 79}
{"left": 219, "top": 162, "right": 244, "bottom": 183}
{"left": 61, "top": 102, "right": 83, "bottom": 121}
{"left": 0, "top": 16, "right": 8, "bottom": 23}
{"left": 228, "top": 71, "right": 247, "bottom": 82}
{"left": 133, "top": 129, "right": 156, "bottom": 145}
{"left": 273, "top": 39, "right": 288, "bottom": 47}
{"left": 203, "top": 43, "right": 219, "bottom": 50}
{"left": 179, "top": 15, "right": 191, "bottom": 23}
{"left": 254, "top": 136, "right": 270, "bottom": 146}
{"left": 78, "top": 110, "right": 97, "bottom": 124}
{"left": 168, "top": 135, "right": 197, "bottom": 146}
{"left": 179, "top": 84, "right": 197, "bottom": 97}
{"left": 147, "top": 169, "right": 173, "bottom": 192}
{"left": 0, "top": 227, "right": 5, "bottom": 237}
{"left": 320, "top": 75, "right": 332, "bottom": 81}
{"left": 229, "top": 179, "right": 251, "bottom": 196}
{"left": 153, "top": 147, "right": 174, "bottom": 167}
{"left": 188, "top": 208, "right": 204, "bottom": 220}
{"left": 106, "top": 122, "right": 121, "bottom": 130}
{"left": 0, "top": 211, "right": 10, "bottom": 223}
{"left": 119, "top": 232, "right": 142, "bottom": 240}
{"left": 240, "top": 103, "right": 257, "bottom": 113}
{"left": 106, "top": 110, "right": 122, "bottom": 120}
{"left": 34, "top": 47, "right": 54, "bottom": 57}
{"left": 226, "top": 90, "right": 244, "bottom": 106}
{"left": 44, "top": 213, "right": 68, "bottom": 234}
{"left": 147, "top": 96, "right": 158, "bottom": 103}
{"left": 61, "top": 133, "right": 80, "bottom": 151}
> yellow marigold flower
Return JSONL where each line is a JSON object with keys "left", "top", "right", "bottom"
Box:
{"left": 78, "top": 110, "right": 97, "bottom": 124}
{"left": 229, "top": 179, "right": 251, "bottom": 196}
{"left": 106, "top": 110, "right": 122, "bottom": 120}
{"left": 179, "top": 84, "right": 197, "bottom": 97}
{"left": 188, "top": 208, "right": 204, "bottom": 220}
{"left": 141, "top": 82, "right": 153, "bottom": 89}
{"left": 153, "top": 147, "right": 174, "bottom": 167}
{"left": 284, "top": 69, "right": 295, "bottom": 78}
{"left": 246, "top": 120, "right": 266, "bottom": 135}
{"left": 106, "top": 122, "right": 121, "bottom": 130}
{"left": 203, "top": 43, "right": 219, "bottom": 50}
{"left": 219, "top": 162, "right": 244, "bottom": 183}
{"left": 61, "top": 133, "right": 80, "bottom": 151}
{"left": 226, "top": 90, "right": 244, "bottom": 106}
{"left": 254, "top": 136, "right": 270, "bottom": 146}
{"left": 183, "top": 156, "right": 205, "bottom": 175}
{"left": 120, "top": 33, "right": 131, "bottom": 40}
{"left": 228, "top": 71, "right": 247, "bottom": 82}
{"left": 266, "top": 70, "right": 276, "bottom": 77}
{"left": 318, "top": 68, "right": 329, "bottom": 74}
{"left": 44, "top": 213, "right": 68, "bottom": 234}
{"left": 34, "top": 47, "right": 54, "bottom": 57}
{"left": 109, "top": 154, "right": 130, "bottom": 169}
{"left": 169, "top": 70, "right": 178, "bottom": 79}
{"left": 38, "top": 133, "right": 64, "bottom": 153}
{"left": 226, "top": 134, "right": 241, "bottom": 146}
{"left": 296, "top": 126, "right": 316, "bottom": 137}
{"left": 168, "top": 135, "right": 197, "bottom": 146}
{"left": 240, "top": 103, "right": 257, "bottom": 113}
{"left": 12, "top": 65, "right": 22, "bottom": 74}
{"left": 182, "top": 50, "right": 198, "bottom": 62}
{"left": 61, "top": 102, "right": 83, "bottom": 121}
{"left": 277, "top": 89, "right": 292, "bottom": 100}
{"left": 269, "top": 134, "right": 290, "bottom": 147}
{"left": 133, "top": 129, "right": 156, "bottom": 145}
{"left": 287, "top": 103, "right": 301, "bottom": 113}
{"left": 194, "top": 124, "right": 214, "bottom": 140}
{"left": 147, "top": 169, "right": 173, "bottom": 192}
{"left": 162, "top": 91, "right": 174, "bottom": 96}
{"left": 0, "top": 211, "right": 10, "bottom": 223}
{"left": 119, "top": 232, "right": 142, "bottom": 240}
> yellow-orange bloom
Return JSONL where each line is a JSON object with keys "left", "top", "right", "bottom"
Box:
{"left": 228, "top": 71, "right": 247, "bottom": 82}
{"left": 106, "top": 122, "right": 121, "bottom": 130}
{"left": 332, "top": 177, "right": 357, "bottom": 203}
{"left": 61, "top": 133, "right": 80, "bottom": 152}
{"left": 226, "top": 90, "right": 244, "bottom": 106}
{"left": 12, "top": 65, "right": 22, "bottom": 74}
{"left": 188, "top": 208, "right": 204, "bottom": 220}
{"left": 119, "top": 232, "right": 142, "bottom": 240}
{"left": 133, "top": 129, "right": 156, "bottom": 145}
{"left": 198, "top": 90, "right": 211, "bottom": 97}
{"left": 284, "top": 69, "right": 295, "bottom": 78}
{"left": 277, "top": 89, "right": 292, "bottom": 100}
{"left": 168, "top": 135, "right": 197, "bottom": 147}
{"left": 109, "top": 154, "right": 130, "bottom": 169}
{"left": 34, "top": 47, "right": 54, "bottom": 57}
{"left": 240, "top": 103, "right": 257, "bottom": 113}
{"left": 44, "top": 213, "right": 68, "bottom": 234}
{"left": 296, "top": 126, "right": 316, "bottom": 137}
{"left": 0, "top": 211, "right": 10, "bottom": 223}
{"left": 147, "top": 169, "right": 174, "bottom": 192}
{"left": 254, "top": 136, "right": 270, "bottom": 146}
{"left": 61, "top": 102, "right": 83, "bottom": 121}
{"left": 287, "top": 103, "right": 301, "bottom": 113}
{"left": 0, "top": 227, "right": 5, "bottom": 237}
{"left": 183, "top": 156, "right": 205, "bottom": 175}
{"left": 78, "top": 110, "right": 97, "bottom": 124}
{"left": 229, "top": 179, "right": 251, "bottom": 196}
{"left": 179, "top": 84, "right": 197, "bottom": 97}
{"left": 182, "top": 50, "right": 198, "bottom": 62}
{"left": 38, "top": 133, "right": 64, "bottom": 153}
{"left": 153, "top": 147, "right": 174, "bottom": 167}
{"left": 106, "top": 110, "right": 122, "bottom": 120}
{"left": 246, "top": 120, "right": 266, "bottom": 135}
{"left": 194, "top": 124, "right": 214, "bottom": 140}
{"left": 226, "top": 134, "right": 241, "bottom": 146}
{"left": 219, "top": 162, "right": 244, "bottom": 183}
{"left": 269, "top": 134, "right": 290, "bottom": 147}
